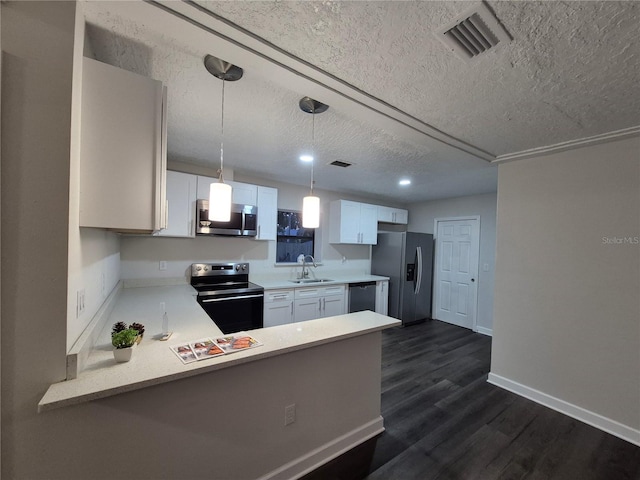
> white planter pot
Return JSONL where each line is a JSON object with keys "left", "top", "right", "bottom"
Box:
{"left": 113, "top": 346, "right": 133, "bottom": 363}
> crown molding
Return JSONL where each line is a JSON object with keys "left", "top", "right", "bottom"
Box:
{"left": 493, "top": 126, "right": 640, "bottom": 164}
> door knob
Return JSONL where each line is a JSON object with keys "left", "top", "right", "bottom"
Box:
{"left": 471, "top": 278, "right": 475, "bottom": 282}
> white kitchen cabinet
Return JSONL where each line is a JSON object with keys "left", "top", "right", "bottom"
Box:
{"left": 377, "top": 206, "right": 408, "bottom": 225}
{"left": 196, "top": 176, "right": 258, "bottom": 206}
{"left": 256, "top": 186, "right": 277, "bottom": 241}
{"left": 263, "top": 289, "right": 295, "bottom": 327}
{"left": 293, "top": 284, "right": 346, "bottom": 322}
{"left": 155, "top": 171, "right": 197, "bottom": 237}
{"left": 228, "top": 181, "right": 258, "bottom": 205}
{"left": 375, "top": 280, "right": 389, "bottom": 315}
{"left": 196, "top": 175, "right": 214, "bottom": 201}
{"left": 329, "top": 200, "right": 378, "bottom": 245}
{"left": 79, "top": 57, "right": 167, "bottom": 233}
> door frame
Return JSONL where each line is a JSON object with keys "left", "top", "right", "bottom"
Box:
{"left": 432, "top": 216, "right": 481, "bottom": 332}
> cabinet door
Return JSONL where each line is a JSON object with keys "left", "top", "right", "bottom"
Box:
{"left": 359, "top": 203, "right": 379, "bottom": 244}
{"left": 264, "top": 301, "right": 294, "bottom": 327}
{"left": 393, "top": 209, "right": 408, "bottom": 224}
{"left": 321, "top": 294, "right": 345, "bottom": 318}
{"left": 375, "top": 280, "right": 389, "bottom": 315}
{"left": 294, "top": 297, "right": 321, "bottom": 322}
{"left": 256, "top": 186, "right": 277, "bottom": 240}
{"left": 156, "top": 171, "right": 196, "bottom": 237}
{"left": 196, "top": 175, "right": 216, "bottom": 201}
{"left": 80, "top": 57, "right": 166, "bottom": 233}
{"left": 377, "top": 206, "right": 394, "bottom": 223}
{"left": 228, "top": 181, "right": 258, "bottom": 205}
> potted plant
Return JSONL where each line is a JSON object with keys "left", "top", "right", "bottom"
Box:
{"left": 112, "top": 321, "right": 145, "bottom": 345}
{"left": 111, "top": 328, "right": 138, "bottom": 363}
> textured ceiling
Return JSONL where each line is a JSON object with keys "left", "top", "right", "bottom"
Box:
{"left": 82, "top": 1, "right": 640, "bottom": 204}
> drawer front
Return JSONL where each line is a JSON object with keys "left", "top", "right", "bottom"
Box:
{"left": 294, "top": 287, "right": 322, "bottom": 299}
{"left": 322, "top": 285, "right": 346, "bottom": 297}
{"left": 265, "top": 289, "right": 294, "bottom": 303}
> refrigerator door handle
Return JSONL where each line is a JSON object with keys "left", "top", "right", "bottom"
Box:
{"left": 415, "top": 246, "right": 423, "bottom": 295}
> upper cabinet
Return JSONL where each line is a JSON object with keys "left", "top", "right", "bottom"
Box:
{"left": 228, "top": 180, "right": 258, "bottom": 206}
{"left": 155, "top": 171, "right": 197, "bottom": 238}
{"left": 378, "top": 206, "right": 408, "bottom": 225}
{"left": 329, "top": 200, "right": 378, "bottom": 245}
{"left": 196, "top": 176, "right": 258, "bottom": 206}
{"left": 79, "top": 57, "right": 167, "bottom": 233}
{"left": 256, "top": 186, "right": 277, "bottom": 241}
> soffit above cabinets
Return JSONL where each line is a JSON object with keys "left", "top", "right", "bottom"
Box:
{"left": 82, "top": 1, "right": 640, "bottom": 203}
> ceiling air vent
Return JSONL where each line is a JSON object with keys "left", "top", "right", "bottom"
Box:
{"left": 435, "top": 2, "right": 511, "bottom": 62}
{"left": 329, "top": 160, "right": 352, "bottom": 168}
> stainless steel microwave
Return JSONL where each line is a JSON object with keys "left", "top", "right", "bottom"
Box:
{"left": 196, "top": 199, "right": 258, "bottom": 237}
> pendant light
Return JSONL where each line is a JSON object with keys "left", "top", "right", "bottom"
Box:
{"left": 204, "top": 55, "right": 243, "bottom": 222}
{"left": 299, "top": 97, "right": 328, "bottom": 229}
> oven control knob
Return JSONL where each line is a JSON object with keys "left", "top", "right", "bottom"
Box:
{"left": 195, "top": 266, "right": 202, "bottom": 271}
{"left": 235, "top": 265, "right": 240, "bottom": 271}
{"left": 241, "top": 264, "right": 247, "bottom": 271}
{"left": 203, "top": 266, "right": 209, "bottom": 272}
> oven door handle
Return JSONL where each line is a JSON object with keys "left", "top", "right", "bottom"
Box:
{"left": 201, "top": 294, "right": 264, "bottom": 303}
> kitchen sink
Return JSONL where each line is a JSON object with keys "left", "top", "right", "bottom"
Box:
{"left": 289, "top": 278, "right": 334, "bottom": 284}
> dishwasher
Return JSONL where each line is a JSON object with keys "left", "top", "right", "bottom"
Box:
{"left": 348, "top": 281, "right": 377, "bottom": 313}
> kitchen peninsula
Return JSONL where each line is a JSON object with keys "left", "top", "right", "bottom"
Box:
{"left": 39, "top": 281, "right": 399, "bottom": 480}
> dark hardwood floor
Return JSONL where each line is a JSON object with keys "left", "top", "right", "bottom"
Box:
{"left": 360, "top": 320, "right": 640, "bottom": 480}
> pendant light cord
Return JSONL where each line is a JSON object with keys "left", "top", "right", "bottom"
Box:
{"left": 219, "top": 79, "right": 226, "bottom": 183}
{"left": 310, "top": 110, "right": 315, "bottom": 195}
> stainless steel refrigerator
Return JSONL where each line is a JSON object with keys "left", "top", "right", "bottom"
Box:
{"left": 371, "top": 232, "right": 433, "bottom": 325}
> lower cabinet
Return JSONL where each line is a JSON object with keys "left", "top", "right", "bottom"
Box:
{"left": 263, "top": 284, "right": 347, "bottom": 326}
{"left": 294, "top": 285, "right": 346, "bottom": 322}
{"left": 263, "top": 289, "right": 295, "bottom": 328}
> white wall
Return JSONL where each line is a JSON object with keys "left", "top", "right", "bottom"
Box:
{"left": 490, "top": 136, "right": 640, "bottom": 441}
{"left": 407, "top": 193, "right": 497, "bottom": 333}
{"left": 120, "top": 174, "right": 401, "bottom": 282}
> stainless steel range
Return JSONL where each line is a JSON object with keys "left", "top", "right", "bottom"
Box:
{"left": 190, "top": 263, "right": 264, "bottom": 334}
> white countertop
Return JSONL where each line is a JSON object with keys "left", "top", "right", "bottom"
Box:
{"left": 39, "top": 284, "right": 399, "bottom": 412}
{"left": 252, "top": 273, "right": 389, "bottom": 290}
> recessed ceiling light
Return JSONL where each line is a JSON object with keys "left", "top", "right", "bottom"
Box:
{"left": 399, "top": 179, "right": 411, "bottom": 186}
{"left": 299, "top": 155, "right": 313, "bottom": 162}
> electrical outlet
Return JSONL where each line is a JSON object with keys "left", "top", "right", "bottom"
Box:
{"left": 77, "top": 289, "right": 86, "bottom": 318}
{"left": 159, "top": 261, "right": 167, "bottom": 271}
{"left": 284, "top": 404, "right": 296, "bottom": 426}
{"left": 483, "top": 263, "right": 489, "bottom": 272}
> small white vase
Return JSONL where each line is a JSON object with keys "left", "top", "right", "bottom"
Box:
{"left": 113, "top": 347, "right": 133, "bottom": 363}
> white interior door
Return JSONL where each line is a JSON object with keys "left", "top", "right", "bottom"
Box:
{"left": 434, "top": 218, "right": 480, "bottom": 330}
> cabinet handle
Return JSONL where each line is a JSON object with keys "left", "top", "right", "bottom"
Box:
{"left": 318, "top": 298, "right": 322, "bottom": 311}
{"left": 291, "top": 302, "right": 294, "bottom": 317}
{"left": 323, "top": 298, "right": 326, "bottom": 311}
{"left": 257, "top": 225, "right": 261, "bottom": 238}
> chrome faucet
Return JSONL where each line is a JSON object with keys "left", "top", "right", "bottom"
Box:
{"left": 299, "top": 255, "right": 317, "bottom": 279}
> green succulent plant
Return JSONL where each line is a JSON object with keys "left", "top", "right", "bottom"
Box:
{"left": 111, "top": 328, "right": 138, "bottom": 349}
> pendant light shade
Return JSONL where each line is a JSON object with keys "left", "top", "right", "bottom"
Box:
{"left": 204, "top": 54, "right": 243, "bottom": 222}
{"left": 209, "top": 182, "right": 232, "bottom": 221}
{"left": 299, "top": 97, "right": 328, "bottom": 229}
{"left": 302, "top": 195, "right": 320, "bottom": 229}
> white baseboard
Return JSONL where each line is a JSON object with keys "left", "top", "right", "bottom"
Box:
{"left": 488, "top": 373, "right": 640, "bottom": 447}
{"left": 475, "top": 326, "right": 493, "bottom": 336}
{"left": 259, "top": 416, "right": 385, "bottom": 480}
